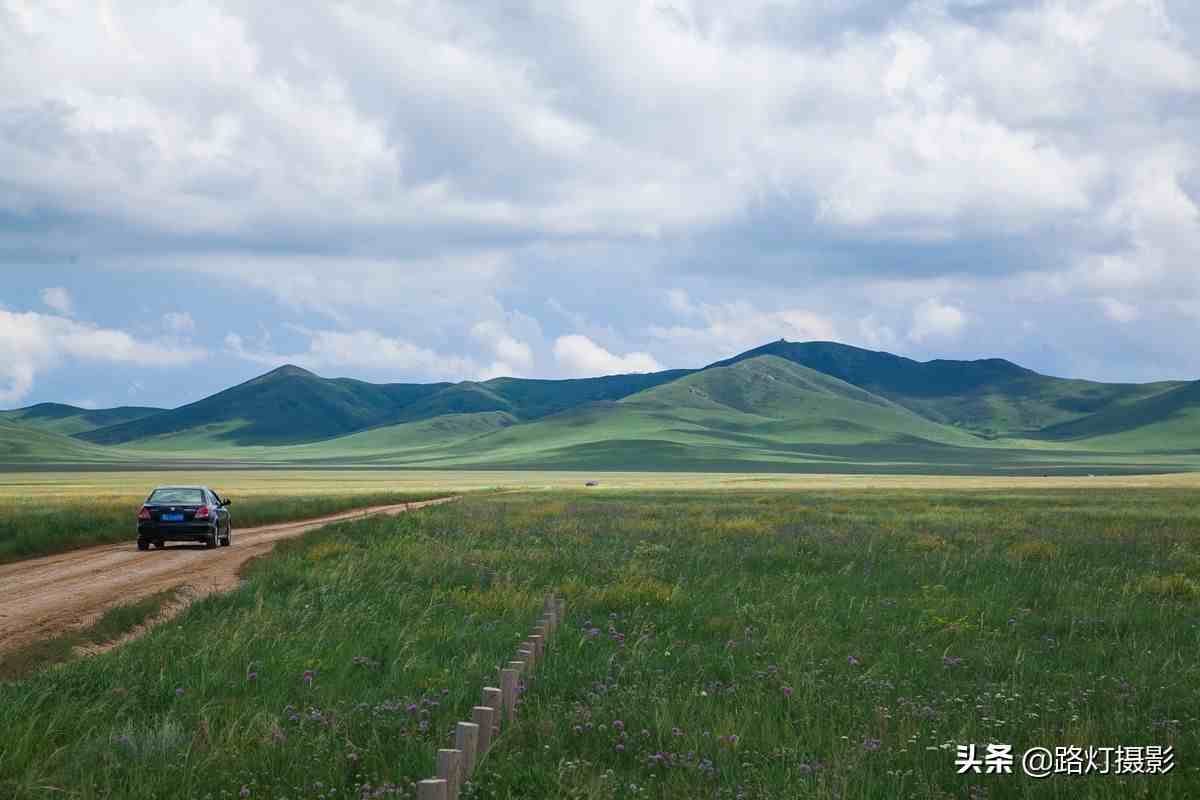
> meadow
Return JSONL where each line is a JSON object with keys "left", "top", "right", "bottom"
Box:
{"left": 0, "top": 471, "right": 460, "bottom": 562}
{"left": 1, "top": 488, "right": 1198, "bottom": 798}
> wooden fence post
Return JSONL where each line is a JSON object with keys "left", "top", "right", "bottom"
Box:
{"left": 517, "top": 647, "right": 535, "bottom": 675}
{"left": 482, "top": 686, "right": 503, "bottom": 733}
{"left": 500, "top": 667, "right": 519, "bottom": 722}
{"left": 436, "top": 749, "right": 462, "bottom": 800}
{"left": 455, "top": 721, "right": 480, "bottom": 776}
{"left": 530, "top": 631, "right": 546, "bottom": 658}
{"left": 417, "top": 779, "right": 447, "bottom": 800}
{"left": 472, "top": 705, "right": 495, "bottom": 757}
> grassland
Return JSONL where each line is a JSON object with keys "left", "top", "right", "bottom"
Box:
{"left": 2, "top": 488, "right": 1197, "bottom": 798}
{"left": 0, "top": 474, "right": 455, "bottom": 563}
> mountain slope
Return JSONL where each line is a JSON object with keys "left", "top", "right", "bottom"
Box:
{"left": 0, "top": 421, "right": 138, "bottom": 464}
{"left": 391, "top": 356, "right": 993, "bottom": 470}
{"left": 5, "top": 339, "right": 1195, "bottom": 474}
{"left": 0, "top": 403, "right": 163, "bottom": 436}
{"left": 1037, "top": 380, "right": 1200, "bottom": 451}
{"left": 75, "top": 364, "right": 692, "bottom": 447}
{"left": 715, "top": 341, "right": 1183, "bottom": 435}
{"left": 78, "top": 365, "right": 450, "bottom": 446}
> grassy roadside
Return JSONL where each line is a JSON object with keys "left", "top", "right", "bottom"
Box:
{"left": 0, "top": 588, "right": 181, "bottom": 682}
{"left": 0, "top": 491, "right": 455, "bottom": 563}
{"left": 1, "top": 490, "right": 1198, "bottom": 798}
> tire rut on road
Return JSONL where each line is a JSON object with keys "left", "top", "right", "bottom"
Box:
{"left": 0, "top": 497, "right": 458, "bottom": 654}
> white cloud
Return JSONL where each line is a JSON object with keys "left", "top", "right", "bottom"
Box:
{"left": 909, "top": 299, "right": 967, "bottom": 343}
{"left": 1097, "top": 297, "right": 1140, "bottom": 323}
{"left": 3, "top": 0, "right": 1200, "bottom": 387}
{"left": 856, "top": 315, "right": 900, "bottom": 351}
{"left": 649, "top": 300, "right": 837, "bottom": 363}
{"left": 225, "top": 328, "right": 475, "bottom": 380}
{"left": 162, "top": 311, "right": 196, "bottom": 334}
{"left": 470, "top": 320, "right": 535, "bottom": 377}
{"left": 0, "top": 310, "right": 206, "bottom": 405}
{"left": 40, "top": 287, "right": 72, "bottom": 315}
{"left": 552, "top": 334, "right": 662, "bottom": 377}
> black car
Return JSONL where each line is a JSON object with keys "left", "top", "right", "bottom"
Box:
{"left": 136, "top": 485, "right": 232, "bottom": 550}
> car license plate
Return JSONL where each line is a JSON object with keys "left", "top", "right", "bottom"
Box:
{"left": 162, "top": 513, "right": 184, "bottom": 522}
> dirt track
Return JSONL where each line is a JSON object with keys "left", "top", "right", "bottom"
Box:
{"left": 0, "top": 497, "right": 457, "bottom": 654}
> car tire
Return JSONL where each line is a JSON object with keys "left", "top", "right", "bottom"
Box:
{"left": 205, "top": 529, "right": 218, "bottom": 549}
{"left": 154, "top": 540, "right": 165, "bottom": 549}
{"left": 137, "top": 539, "right": 149, "bottom": 551}
{"left": 220, "top": 526, "right": 232, "bottom": 547}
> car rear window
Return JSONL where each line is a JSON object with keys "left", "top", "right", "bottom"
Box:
{"left": 148, "top": 488, "right": 205, "bottom": 505}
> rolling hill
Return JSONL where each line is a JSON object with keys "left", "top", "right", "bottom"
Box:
{"left": 0, "top": 403, "right": 163, "bottom": 436}
{"left": 3, "top": 339, "right": 1198, "bottom": 473}
{"left": 715, "top": 341, "right": 1184, "bottom": 436}
{"left": 78, "top": 365, "right": 451, "bottom": 446}
{"left": 1036, "top": 379, "right": 1200, "bottom": 451}
{"left": 0, "top": 421, "right": 140, "bottom": 464}
{"left": 76, "top": 364, "right": 691, "bottom": 448}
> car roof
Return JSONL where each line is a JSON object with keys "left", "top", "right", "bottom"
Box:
{"left": 151, "top": 485, "right": 211, "bottom": 491}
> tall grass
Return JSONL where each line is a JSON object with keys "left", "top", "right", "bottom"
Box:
{"left": 1, "top": 490, "right": 1198, "bottom": 798}
{"left": 0, "top": 491, "right": 450, "bottom": 563}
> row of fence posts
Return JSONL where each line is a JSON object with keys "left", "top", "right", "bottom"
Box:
{"left": 416, "top": 594, "right": 565, "bottom": 800}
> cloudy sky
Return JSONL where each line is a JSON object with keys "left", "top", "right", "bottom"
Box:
{"left": 2, "top": 0, "right": 1199, "bottom": 409}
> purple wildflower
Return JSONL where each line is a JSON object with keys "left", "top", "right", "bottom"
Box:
{"left": 612, "top": 720, "right": 624, "bottom": 731}
{"left": 943, "top": 655, "right": 963, "bottom": 667}
{"left": 239, "top": 787, "right": 251, "bottom": 798}
{"left": 863, "top": 738, "right": 882, "bottom": 751}
{"left": 247, "top": 671, "right": 258, "bottom": 682}
{"left": 615, "top": 743, "right": 625, "bottom": 752}
{"left": 782, "top": 686, "right": 794, "bottom": 698}
{"left": 174, "top": 687, "right": 185, "bottom": 697}
{"left": 847, "top": 655, "right": 862, "bottom": 667}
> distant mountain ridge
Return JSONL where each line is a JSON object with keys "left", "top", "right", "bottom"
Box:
{"left": 714, "top": 341, "right": 1184, "bottom": 435}
{"left": 4, "top": 340, "right": 1198, "bottom": 473}
{"left": 0, "top": 403, "right": 164, "bottom": 437}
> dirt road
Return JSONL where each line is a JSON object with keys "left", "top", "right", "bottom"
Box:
{"left": 0, "top": 497, "right": 457, "bottom": 654}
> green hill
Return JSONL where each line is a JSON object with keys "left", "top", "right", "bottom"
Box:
{"left": 1037, "top": 380, "right": 1200, "bottom": 451}
{"left": 0, "top": 421, "right": 139, "bottom": 464}
{"left": 715, "top": 341, "right": 1183, "bottom": 435}
{"left": 0, "top": 403, "right": 163, "bottom": 436}
{"left": 381, "top": 356, "right": 995, "bottom": 470}
{"left": 77, "top": 365, "right": 451, "bottom": 446}
{"left": 4, "top": 339, "right": 1197, "bottom": 474}
{"left": 75, "top": 364, "right": 689, "bottom": 448}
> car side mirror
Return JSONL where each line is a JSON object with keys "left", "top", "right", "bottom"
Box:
{"left": 222, "top": 498, "right": 232, "bottom": 507}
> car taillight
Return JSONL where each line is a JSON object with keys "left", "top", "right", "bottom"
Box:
{"left": 195, "top": 505, "right": 211, "bottom": 519}
{"left": 138, "top": 507, "right": 152, "bottom": 521}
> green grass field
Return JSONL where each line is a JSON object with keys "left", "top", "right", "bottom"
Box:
{"left": 0, "top": 482, "right": 453, "bottom": 563}
{"left": 2, "top": 489, "right": 1197, "bottom": 798}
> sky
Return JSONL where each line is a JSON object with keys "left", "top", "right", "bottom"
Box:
{"left": 2, "top": 0, "right": 1199, "bottom": 410}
